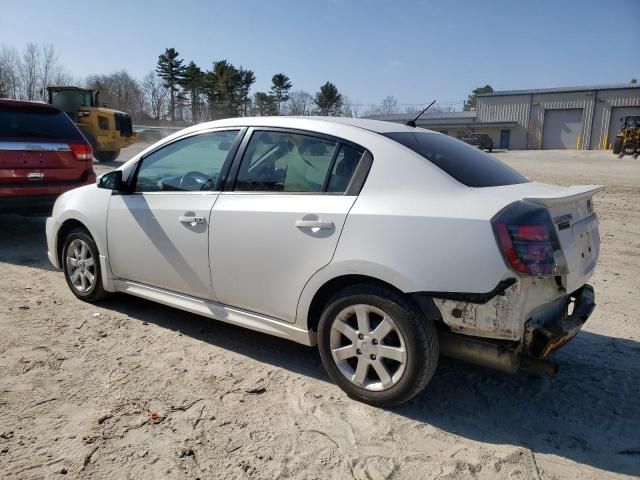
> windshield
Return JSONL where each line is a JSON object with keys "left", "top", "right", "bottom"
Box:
{"left": 624, "top": 116, "right": 640, "bottom": 129}
{"left": 50, "top": 90, "right": 93, "bottom": 111}
{"left": 383, "top": 131, "right": 528, "bottom": 187}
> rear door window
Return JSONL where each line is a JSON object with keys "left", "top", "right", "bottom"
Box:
{"left": 383, "top": 131, "right": 528, "bottom": 187}
{"left": 0, "top": 106, "right": 83, "bottom": 140}
{"left": 327, "top": 144, "right": 365, "bottom": 192}
{"left": 235, "top": 131, "right": 338, "bottom": 193}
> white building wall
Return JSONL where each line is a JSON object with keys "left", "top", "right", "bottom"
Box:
{"left": 589, "top": 89, "right": 640, "bottom": 149}
{"left": 477, "top": 87, "right": 640, "bottom": 150}
{"left": 476, "top": 95, "right": 530, "bottom": 149}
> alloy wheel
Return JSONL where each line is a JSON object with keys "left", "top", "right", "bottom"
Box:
{"left": 65, "top": 239, "right": 96, "bottom": 293}
{"left": 329, "top": 304, "right": 408, "bottom": 391}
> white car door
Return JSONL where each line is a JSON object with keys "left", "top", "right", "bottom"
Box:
{"left": 210, "top": 128, "right": 368, "bottom": 323}
{"left": 107, "top": 129, "right": 242, "bottom": 299}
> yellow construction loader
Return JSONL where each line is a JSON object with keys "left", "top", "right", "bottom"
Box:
{"left": 612, "top": 115, "right": 640, "bottom": 158}
{"left": 47, "top": 86, "right": 138, "bottom": 162}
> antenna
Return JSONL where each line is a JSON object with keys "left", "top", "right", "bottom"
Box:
{"left": 405, "top": 100, "right": 436, "bottom": 127}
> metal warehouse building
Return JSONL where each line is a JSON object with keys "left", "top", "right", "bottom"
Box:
{"left": 370, "top": 83, "right": 640, "bottom": 150}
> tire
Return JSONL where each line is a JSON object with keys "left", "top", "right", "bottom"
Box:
{"left": 94, "top": 149, "right": 120, "bottom": 162}
{"left": 613, "top": 136, "right": 623, "bottom": 155}
{"left": 623, "top": 141, "right": 637, "bottom": 156}
{"left": 317, "top": 284, "right": 438, "bottom": 407}
{"left": 62, "top": 228, "right": 110, "bottom": 302}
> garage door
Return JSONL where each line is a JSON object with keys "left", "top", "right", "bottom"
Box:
{"left": 607, "top": 106, "right": 640, "bottom": 149}
{"left": 542, "top": 109, "right": 583, "bottom": 149}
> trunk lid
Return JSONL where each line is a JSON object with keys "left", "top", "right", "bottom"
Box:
{"left": 481, "top": 182, "right": 604, "bottom": 292}
{"left": 0, "top": 139, "right": 87, "bottom": 184}
{"left": 0, "top": 102, "right": 92, "bottom": 186}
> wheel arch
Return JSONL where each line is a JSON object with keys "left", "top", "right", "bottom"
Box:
{"left": 56, "top": 218, "right": 91, "bottom": 265}
{"left": 299, "top": 263, "right": 438, "bottom": 338}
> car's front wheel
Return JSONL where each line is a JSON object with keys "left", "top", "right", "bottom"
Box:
{"left": 62, "top": 228, "right": 110, "bottom": 302}
{"left": 318, "top": 284, "right": 438, "bottom": 407}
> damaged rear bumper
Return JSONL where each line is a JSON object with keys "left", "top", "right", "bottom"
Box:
{"left": 524, "top": 284, "right": 595, "bottom": 359}
{"left": 428, "top": 284, "right": 596, "bottom": 374}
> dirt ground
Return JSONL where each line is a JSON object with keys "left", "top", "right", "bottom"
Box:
{"left": 1, "top": 146, "right": 639, "bottom": 480}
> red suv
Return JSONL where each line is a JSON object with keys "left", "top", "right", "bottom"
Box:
{"left": 0, "top": 99, "right": 95, "bottom": 214}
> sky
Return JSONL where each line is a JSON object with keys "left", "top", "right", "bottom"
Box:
{"left": 1, "top": 0, "right": 639, "bottom": 109}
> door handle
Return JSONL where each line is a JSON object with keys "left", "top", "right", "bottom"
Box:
{"left": 295, "top": 219, "right": 334, "bottom": 229}
{"left": 179, "top": 215, "right": 206, "bottom": 226}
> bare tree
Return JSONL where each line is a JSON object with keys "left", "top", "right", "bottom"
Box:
{"left": 351, "top": 100, "right": 360, "bottom": 118}
{"left": 341, "top": 96, "right": 354, "bottom": 117}
{"left": 39, "top": 44, "right": 65, "bottom": 100}
{"left": 86, "top": 71, "right": 145, "bottom": 120}
{"left": 142, "top": 71, "right": 168, "bottom": 122}
{"left": 20, "top": 43, "right": 40, "bottom": 100}
{"left": 286, "top": 90, "right": 314, "bottom": 115}
{"left": 0, "top": 45, "right": 20, "bottom": 98}
{"left": 363, "top": 104, "right": 381, "bottom": 117}
{"left": 380, "top": 95, "right": 398, "bottom": 115}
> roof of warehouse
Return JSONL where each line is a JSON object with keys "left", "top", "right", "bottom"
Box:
{"left": 363, "top": 111, "right": 476, "bottom": 122}
{"left": 479, "top": 83, "right": 640, "bottom": 97}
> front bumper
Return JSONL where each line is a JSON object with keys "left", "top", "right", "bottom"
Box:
{"left": 525, "top": 284, "right": 595, "bottom": 359}
{"left": 46, "top": 216, "right": 61, "bottom": 269}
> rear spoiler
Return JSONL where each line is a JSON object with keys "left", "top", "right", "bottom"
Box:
{"left": 523, "top": 185, "right": 605, "bottom": 207}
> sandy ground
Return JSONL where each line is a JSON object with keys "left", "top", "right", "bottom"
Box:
{"left": 0, "top": 146, "right": 639, "bottom": 480}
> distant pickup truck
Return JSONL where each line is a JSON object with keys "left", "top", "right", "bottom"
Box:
{"left": 461, "top": 133, "right": 494, "bottom": 152}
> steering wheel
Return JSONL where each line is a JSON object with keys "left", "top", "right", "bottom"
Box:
{"left": 179, "top": 171, "right": 213, "bottom": 190}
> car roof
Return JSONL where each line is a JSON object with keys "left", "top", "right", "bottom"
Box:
{"left": 189, "top": 115, "right": 434, "bottom": 135}
{"left": 0, "top": 98, "right": 60, "bottom": 112}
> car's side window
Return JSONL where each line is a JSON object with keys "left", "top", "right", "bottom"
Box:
{"left": 135, "top": 130, "right": 240, "bottom": 192}
{"left": 234, "top": 131, "right": 338, "bottom": 193}
{"left": 326, "top": 144, "right": 365, "bottom": 193}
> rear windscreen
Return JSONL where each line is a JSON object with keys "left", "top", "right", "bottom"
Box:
{"left": 383, "top": 131, "right": 528, "bottom": 187}
{"left": 0, "top": 106, "right": 83, "bottom": 140}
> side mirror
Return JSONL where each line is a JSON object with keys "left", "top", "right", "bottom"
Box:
{"left": 97, "top": 170, "right": 125, "bottom": 191}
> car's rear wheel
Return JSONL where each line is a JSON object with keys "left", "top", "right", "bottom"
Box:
{"left": 318, "top": 284, "right": 438, "bottom": 407}
{"left": 62, "top": 229, "right": 109, "bottom": 302}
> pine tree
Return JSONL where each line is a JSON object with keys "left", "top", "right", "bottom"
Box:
{"left": 464, "top": 85, "right": 493, "bottom": 111}
{"left": 314, "top": 82, "right": 343, "bottom": 116}
{"left": 239, "top": 68, "right": 256, "bottom": 116}
{"left": 270, "top": 73, "right": 292, "bottom": 115}
{"left": 204, "top": 60, "right": 244, "bottom": 119}
{"left": 156, "top": 48, "right": 185, "bottom": 124}
{"left": 253, "top": 92, "right": 277, "bottom": 116}
{"left": 180, "top": 61, "right": 204, "bottom": 124}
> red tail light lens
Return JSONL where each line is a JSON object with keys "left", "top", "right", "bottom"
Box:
{"left": 69, "top": 143, "right": 93, "bottom": 161}
{"left": 492, "top": 202, "right": 569, "bottom": 276}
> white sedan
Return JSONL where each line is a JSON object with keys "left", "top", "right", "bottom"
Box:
{"left": 46, "top": 117, "right": 601, "bottom": 406}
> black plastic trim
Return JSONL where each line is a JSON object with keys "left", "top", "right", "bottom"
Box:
{"left": 345, "top": 150, "right": 373, "bottom": 196}
{"left": 413, "top": 277, "right": 518, "bottom": 305}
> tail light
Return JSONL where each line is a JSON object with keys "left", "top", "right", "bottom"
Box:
{"left": 69, "top": 143, "right": 93, "bottom": 161}
{"left": 492, "top": 201, "right": 569, "bottom": 276}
